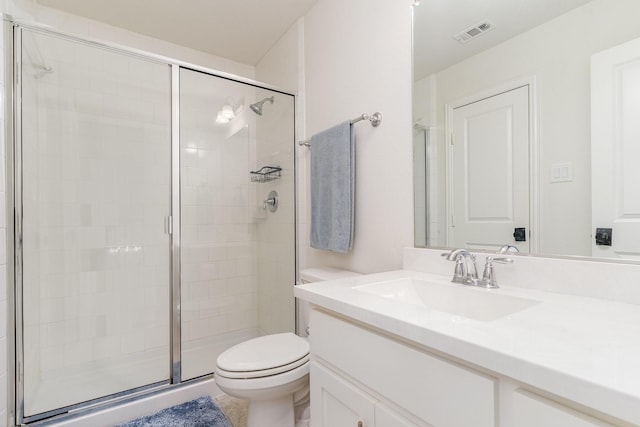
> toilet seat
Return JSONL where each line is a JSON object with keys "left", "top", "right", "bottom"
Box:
{"left": 216, "top": 333, "right": 310, "bottom": 380}
{"left": 216, "top": 354, "right": 310, "bottom": 379}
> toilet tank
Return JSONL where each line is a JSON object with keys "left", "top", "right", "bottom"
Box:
{"left": 297, "top": 267, "right": 361, "bottom": 336}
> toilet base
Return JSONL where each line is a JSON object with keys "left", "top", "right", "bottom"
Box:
{"left": 247, "top": 395, "right": 294, "bottom": 427}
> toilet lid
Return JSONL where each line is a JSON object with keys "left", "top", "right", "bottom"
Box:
{"left": 216, "top": 333, "right": 309, "bottom": 373}
{"left": 216, "top": 354, "right": 310, "bottom": 379}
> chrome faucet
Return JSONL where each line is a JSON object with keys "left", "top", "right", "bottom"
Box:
{"left": 442, "top": 249, "right": 513, "bottom": 288}
{"left": 442, "top": 249, "right": 479, "bottom": 286}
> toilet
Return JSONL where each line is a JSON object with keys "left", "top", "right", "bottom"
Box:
{"left": 214, "top": 267, "right": 360, "bottom": 427}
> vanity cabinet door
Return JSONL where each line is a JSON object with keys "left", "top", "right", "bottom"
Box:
{"left": 311, "top": 362, "right": 376, "bottom": 427}
{"left": 511, "top": 390, "right": 614, "bottom": 427}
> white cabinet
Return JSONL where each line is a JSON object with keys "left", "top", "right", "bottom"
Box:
{"left": 310, "top": 362, "right": 375, "bottom": 427}
{"left": 311, "top": 362, "right": 420, "bottom": 427}
{"left": 510, "top": 389, "right": 614, "bottom": 427}
{"left": 309, "top": 308, "right": 619, "bottom": 427}
{"left": 310, "top": 309, "right": 496, "bottom": 427}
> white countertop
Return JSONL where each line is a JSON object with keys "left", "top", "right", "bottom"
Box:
{"left": 295, "top": 270, "right": 640, "bottom": 425}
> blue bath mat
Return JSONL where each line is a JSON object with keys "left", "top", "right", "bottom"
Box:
{"left": 114, "top": 395, "right": 232, "bottom": 427}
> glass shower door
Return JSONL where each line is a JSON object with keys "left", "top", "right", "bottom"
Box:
{"left": 19, "top": 28, "right": 172, "bottom": 418}
{"left": 179, "top": 69, "right": 296, "bottom": 381}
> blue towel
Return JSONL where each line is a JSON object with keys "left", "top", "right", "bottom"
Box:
{"left": 310, "top": 121, "right": 354, "bottom": 252}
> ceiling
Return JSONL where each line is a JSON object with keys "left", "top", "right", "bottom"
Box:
{"left": 413, "top": 0, "right": 593, "bottom": 80}
{"left": 37, "top": 0, "right": 595, "bottom": 78}
{"left": 36, "top": 0, "right": 317, "bottom": 65}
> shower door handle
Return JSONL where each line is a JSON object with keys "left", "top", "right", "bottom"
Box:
{"left": 16, "top": 213, "right": 23, "bottom": 249}
{"left": 16, "top": 214, "right": 23, "bottom": 267}
{"left": 165, "top": 216, "right": 173, "bottom": 235}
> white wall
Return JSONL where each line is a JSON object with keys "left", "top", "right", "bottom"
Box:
{"left": 427, "top": 0, "right": 640, "bottom": 257}
{"left": 302, "top": 0, "right": 414, "bottom": 274}
{"left": 254, "top": 3, "right": 416, "bottom": 276}
{"left": 255, "top": 18, "right": 303, "bottom": 94}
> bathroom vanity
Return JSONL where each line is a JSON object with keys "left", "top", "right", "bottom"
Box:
{"left": 295, "top": 264, "right": 640, "bottom": 427}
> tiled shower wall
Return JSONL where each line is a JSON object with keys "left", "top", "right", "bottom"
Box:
{"left": 179, "top": 70, "right": 260, "bottom": 350}
{"left": 254, "top": 94, "right": 296, "bottom": 335}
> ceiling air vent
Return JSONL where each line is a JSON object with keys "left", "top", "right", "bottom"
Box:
{"left": 453, "top": 20, "right": 495, "bottom": 44}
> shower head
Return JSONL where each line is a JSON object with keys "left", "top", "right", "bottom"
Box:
{"left": 249, "top": 96, "right": 274, "bottom": 116}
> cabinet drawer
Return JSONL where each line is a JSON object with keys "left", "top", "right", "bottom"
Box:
{"left": 310, "top": 309, "right": 496, "bottom": 427}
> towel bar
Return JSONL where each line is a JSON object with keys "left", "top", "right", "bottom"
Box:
{"left": 298, "top": 112, "right": 382, "bottom": 147}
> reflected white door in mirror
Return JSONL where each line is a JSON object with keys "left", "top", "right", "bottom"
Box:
{"left": 449, "top": 84, "right": 531, "bottom": 253}
{"left": 592, "top": 36, "right": 640, "bottom": 261}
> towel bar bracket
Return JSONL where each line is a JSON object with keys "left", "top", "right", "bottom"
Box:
{"left": 298, "top": 111, "right": 382, "bottom": 147}
{"left": 370, "top": 112, "right": 382, "bottom": 127}
{"left": 357, "top": 112, "right": 382, "bottom": 127}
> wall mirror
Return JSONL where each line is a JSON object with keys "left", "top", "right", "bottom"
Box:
{"left": 413, "top": 0, "right": 640, "bottom": 261}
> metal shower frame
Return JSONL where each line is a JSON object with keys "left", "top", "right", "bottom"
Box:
{"left": 6, "top": 19, "right": 299, "bottom": 425}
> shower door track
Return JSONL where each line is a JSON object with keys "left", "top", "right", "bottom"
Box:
{"left": 7, "top": 20, "right": 297, "bottom": 426}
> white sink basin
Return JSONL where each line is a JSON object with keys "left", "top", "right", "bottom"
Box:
{"left": 354, "top": 278, "right": 540, "bottom": 321}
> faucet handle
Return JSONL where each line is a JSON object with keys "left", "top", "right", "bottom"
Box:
{"left": 480, "top": 256, "right": 513, "bottom": 289}
{"left": 498, "top": 244, "right": 519, "bottom": 254}
{"left": 442, "top": 251, "right": 465, "bottom": 280}
{"left": 452, "top": 256, "right": 465, "bottom": 282}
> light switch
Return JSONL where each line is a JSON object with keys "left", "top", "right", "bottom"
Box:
{"left": 550, "top": 162, "right": 572, "bottom": 183}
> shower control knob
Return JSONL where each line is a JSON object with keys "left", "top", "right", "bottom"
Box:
{"left": 263, "top": 190, "right": 279, "bottom": 212}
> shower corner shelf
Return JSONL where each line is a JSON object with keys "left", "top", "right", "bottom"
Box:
{"left": 250, "top": 166, "right": 282, "bottom": 183}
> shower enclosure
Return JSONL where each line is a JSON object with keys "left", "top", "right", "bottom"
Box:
{"left": 11, "top": 24, "right": 296, "bottom": 424}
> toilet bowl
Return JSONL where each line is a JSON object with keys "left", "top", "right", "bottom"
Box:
{"left": 215, "top": 333, "right": 310, "bottom": 427}
{"left": 215, "top": 268, "right": 360, "bottom": 427}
